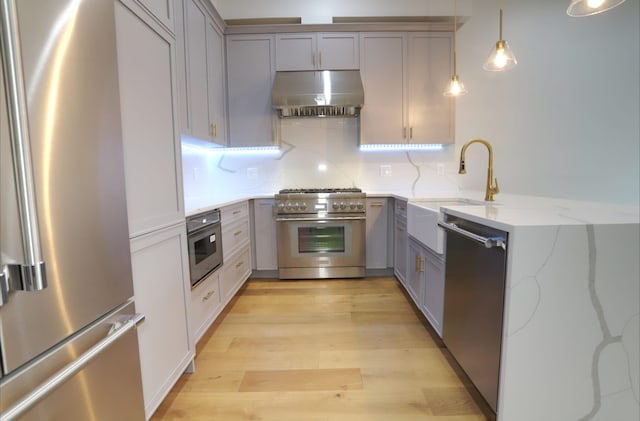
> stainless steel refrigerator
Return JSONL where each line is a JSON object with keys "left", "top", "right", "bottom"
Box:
{"left": 0, "top": 0, "right": 146, "bottom": 419}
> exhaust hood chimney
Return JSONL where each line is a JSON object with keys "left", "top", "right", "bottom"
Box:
{"left": 272, "top": 70, "right": 364, "bottom": 118}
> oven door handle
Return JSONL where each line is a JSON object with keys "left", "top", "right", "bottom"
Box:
{"left": 276, "top": 216, "right": 366, "bottom": 222}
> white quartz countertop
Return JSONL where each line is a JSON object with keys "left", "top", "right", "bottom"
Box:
{"left": 185, "top": 190, "right": 639, "bottom": 229}
{"left": 435, "top": 193, "right": 639, "bottom": 231}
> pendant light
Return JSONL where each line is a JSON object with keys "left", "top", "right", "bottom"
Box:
{"left": 444, "top": 0, "right": 467, "bottom": 97}
{"left": 483, "top": 0, "right": 517, "bottom": 71}
{"left": 567, "top": 0, "right": 627, "bottom": 16}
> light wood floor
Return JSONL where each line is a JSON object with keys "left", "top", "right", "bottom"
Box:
{"left": 151, "top": 277, "right": 491, "bottom": 421}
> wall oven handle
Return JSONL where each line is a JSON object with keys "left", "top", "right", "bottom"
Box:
{"left": 276, "top": 216, "right": 366, "bottom": 222}
{"left": 0, "top": 313, "right": 145, "bottom": 421}
{"left": 438, "top": 221, "right": 506, "bottom": 249}
{"left": 0, "top": 0, "right": 47, "bottom": 305}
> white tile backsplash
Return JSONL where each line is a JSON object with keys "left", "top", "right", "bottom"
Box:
{"left": 182, "top": 118, "right": 460, "bottom": 211}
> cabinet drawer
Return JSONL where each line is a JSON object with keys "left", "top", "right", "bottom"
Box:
{"left": 221, "top": 201, "right": 249, "bottom": 226}
{"left": 395, "top": 199, "right": 408, "bottom": 219}
{"left": 220, "top": 247, "right": 251, "bottom": 301}
{"left": 190, "top": 270, "right": 221, "bottom": 343}
{"left": 222, "top": 217, "right": 250, "bottom": 260}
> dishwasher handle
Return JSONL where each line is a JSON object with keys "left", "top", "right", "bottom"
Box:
{"left": 438, "top": 221, "right": 506, "bottom": 249}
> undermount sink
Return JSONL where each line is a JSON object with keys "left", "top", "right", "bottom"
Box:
{"left": 407, "top": 198, "right": 482, "bottom": 254}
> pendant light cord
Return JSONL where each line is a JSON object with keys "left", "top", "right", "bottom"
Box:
{"left": 499, "top": 0, "right": 504, "bottom": 41}
{"left": 453, "top": 0, "right": 457, "bottom": 74}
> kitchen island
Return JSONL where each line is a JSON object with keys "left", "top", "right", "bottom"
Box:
{"left": 439, "top": 196, "right": 639, "bottom": 421}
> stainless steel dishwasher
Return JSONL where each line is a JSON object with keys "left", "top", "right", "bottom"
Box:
{"left": 438, "top": 216, "right": 508, "bottom": 414}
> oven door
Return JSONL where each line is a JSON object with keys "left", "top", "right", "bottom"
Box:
{"left": 276, "top": 216, "right": 365, "bottom": 278}
{"left": 187, "top": 223, "right": 223, "bottom": 287}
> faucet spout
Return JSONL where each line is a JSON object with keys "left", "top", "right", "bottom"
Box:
{"left": 459, "top": 138, "right": 499, "bottom": 202}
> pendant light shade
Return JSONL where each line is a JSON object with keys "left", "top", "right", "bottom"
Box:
{"left": 567, "top": 0, "right": 627, "bottom": 16}
{"left": 443, "top": 0, "right": 467, "bottom": 97}
{"left": 444, "top": 74, "right": 467, "bottom": 97}
{"left": 483, "top": 39, "right": 517, "bottom": 71}
{"left": 483, "top": 0, "right": 517, "bottom": 72}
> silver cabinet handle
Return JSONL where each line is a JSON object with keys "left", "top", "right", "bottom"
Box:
{"left": 0, "top": 313, "right": 145, "bottom": 421}
{"left": 0, "top": 0, "right": 47, "bottom": 304}
{"left": 438, "top": 221, "right": 506, "bottom": 249}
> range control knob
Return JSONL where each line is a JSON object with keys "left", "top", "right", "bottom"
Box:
{"left": 277, "top": 202, "right": 285, "bottom": 210}
{"left": 299, "top": 202, "right": 307, "bottom": 211}
{"left": 339, "top": 202, "right": 347, "bottom": 210}
{"left": 349, "top": 202, "right": 356, "bottom": 209}
{"left": 332, "top": 202, "right": 339, "bottom": 210}
{"left": 286, "top": 202, "right": 293, "bottom": 210}
{"left": 293, "top": 202, "right": 300, "bottom": 210}
{"left": 356, "top": 202, "right": 364, "bottom": 210}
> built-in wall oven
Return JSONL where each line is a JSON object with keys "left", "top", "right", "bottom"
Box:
{"left": 187, "top": 209, "right": 223, "bottom": 287}
{"left": 275, "top": 188, "right": 366, "bottom": 279}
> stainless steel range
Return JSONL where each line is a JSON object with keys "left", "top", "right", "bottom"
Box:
{"left": 275, "top": 188, "right": 366, "bottom": 279}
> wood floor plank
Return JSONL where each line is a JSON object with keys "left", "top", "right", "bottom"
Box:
{"left": 150, "top": 278, "right": 489, "bottom": 421}
{"left": 238, "top": 368, "right": 363, "bottom": 392}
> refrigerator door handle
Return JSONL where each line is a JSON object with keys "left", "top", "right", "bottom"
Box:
{"left": 0, "top": 0, "right": 47, "bottom": 304}
{"left": 0, "top": 313, "right": 145, "bottom": 421}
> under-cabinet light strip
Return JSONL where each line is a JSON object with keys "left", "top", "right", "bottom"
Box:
{"left": 359, "top": 144, "right": 444, "bottom": 151}
{"left": 181, "top": 144, "right": 281, "bottom": 156}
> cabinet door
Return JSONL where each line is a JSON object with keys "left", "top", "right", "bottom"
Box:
{"left": 423, "top": 249, "right": 445, "bottom": 336}
{"left": 318, "top": 32, "right": 359, "bottom": 70}
{"left": 252, "top": 199, "right": 278, "bottom": 270}
{"left": 129, "top": 223, "right": 193, "bottom": 419}
{"left": 137, "top": 0, "right": 174, "bottom": 32}
{"left": 276, "top": 33, "right": 316, "bottom": 70}
{"left": 366, "top": 198, "right": 389, "bottom": 269}
{"left": 408, "top": 33, "right": 454, "bottom": 144}
{"left": 206, "top": 20, "right": 227, "bottom": 145}
{"left": 115, "top": 1, "right": 184, "bottom": 237}
{"left": 359, "top": 33, "right": 406, "bottom": 145}
{"left": 407, "top": 239, "right": 424, "bottom": 304}
{"left": 184, "top": 0, "right": 210, "bottom": 141}
{"left": 227, "top": 34, "right": 277, "bottom": 147}
{"left": 394, "top": 216, "right": 408, "bottom": 285}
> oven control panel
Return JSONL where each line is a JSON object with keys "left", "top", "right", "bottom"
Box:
{"left": 276, "top": 195, "right": 366, "bottom": 215}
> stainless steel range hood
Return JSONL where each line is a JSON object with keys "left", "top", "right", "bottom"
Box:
{"left": 272, "top": 70, "right": 364, "bottom": 118}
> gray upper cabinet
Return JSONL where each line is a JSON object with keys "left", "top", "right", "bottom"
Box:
{"left": 180, "top": 0, "right": 226, "bottom": 146}
{"left": 360, "top": 32, "right": 453, "bottom": 146}
{"left": 206, "top": 19, "right": 227, "bottom": 145}
{"left": 116, "top": 0, "right": 184, "bottom": 236}
{"left": 226, "top": 34, "right": 278, "bottom": 148}
{"left": 359, "top": 33, "right": 407, "bottom": 145}
{"left": 136, "top": 0, "right": 175, "bottom": 33}
{"left": 407, "top": 33, "right": 454, "bottom": 145}
{"left": 275, "top": 32, "right": 359, "bottom": 71}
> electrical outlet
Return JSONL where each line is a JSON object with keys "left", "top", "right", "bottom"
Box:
{"left": 437, "top": 163, "right": 445, "bottom": 176}
{"left": 380, "top": 165, "right": 392, "bottom": 177}
{"left": 247, "top": 167, "right": 258, "bottom": 179}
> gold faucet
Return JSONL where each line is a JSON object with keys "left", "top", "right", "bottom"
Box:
{"left": 459, "top": 138, "right": 500, "bottom": 202}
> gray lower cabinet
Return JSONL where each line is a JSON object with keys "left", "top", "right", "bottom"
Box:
{"left": 252, "top": 199, "right": 278, "bottom": 271}
{"left": 129, "top": 224, "right": 193, "bottom": 419}
{"left": 394, "top": 199, "right": 408, "bottom": 285}
{"left": 408, "top": 236, "right": 445, "bottom": 337}
{"left": 366, "top": 198, "right": 390, "bottom": 269}
{"left": 190, "top": 270, "right": 222, "bottom": 343}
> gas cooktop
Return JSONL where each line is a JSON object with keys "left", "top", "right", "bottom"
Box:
{"left": 275, "top": 188, "right": 366, "bottom": 214}
{"left": 278, "top": 187, "right": 362, "bottom": 194}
